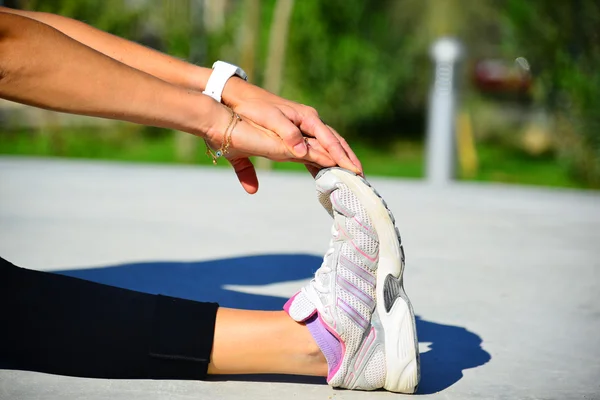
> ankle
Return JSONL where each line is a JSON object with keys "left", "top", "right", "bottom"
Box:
{"left": 280, "top": 311, "right": 328, "bottom": 376}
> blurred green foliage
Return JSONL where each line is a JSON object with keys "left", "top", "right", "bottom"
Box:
{"left": 284, "top": 1, "right": 415, "bottom": 137}
{"left": 502, "top": 0, "right": 600, "bottom": 187}
{"left": 3, "top": 0, "right": 600, "bottom": 188}
{"left": 26, "top": 0, "right": 146, "bottom": 38}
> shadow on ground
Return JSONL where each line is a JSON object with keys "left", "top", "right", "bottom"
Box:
{"left": 56, "top": 254, "right": 490, "bottom": 393}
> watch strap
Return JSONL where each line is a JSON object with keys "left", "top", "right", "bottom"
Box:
{"left": 202, "top": 61, "right": 248, "bottom": 103}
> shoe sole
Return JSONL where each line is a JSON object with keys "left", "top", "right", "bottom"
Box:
{"left": 316, "top": 168, "right": 420, "bottom": 393}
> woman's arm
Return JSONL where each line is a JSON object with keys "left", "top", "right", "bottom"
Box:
{"left": 0, "top": 12, "right": 334, "bottom": 193}
{"left": 0, "top": 6, "right": 210, "bottom": 94}
{"left": 0, "top": 12, "right": 213, "bottom": 137}
{"left": 0, "top": 6, "right": 361, "bottom": 174}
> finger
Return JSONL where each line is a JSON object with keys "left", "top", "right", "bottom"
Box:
{"left": 237, "top": 104, "right": 307, "bottom": 158}
{"left": 230, "top": 157, "right": 259, "bottom": 194}
{"left": 304, "top": 137, "right": 336, "bottom": 167}
{"left": 302, "top": 138, "right": 333, "bottom": 177}
{"left": 298, "top": 113, "right": 360, "bottom": 173}
{"left": 276, "top": 104, "right": 360, "bottom": 172}
{"left": 328, "top": 126, "right": 363, "bottom": 175}
{"left": 278, "top": 139, "right": 335, "bottom": 167}
{"left": 304, "top": 137, "right": 336, "bottom": 163}
{"left": 301, "top": 135, "right": 327, "bottom": 154}
{"left": 229, "top": 118, "right": 333, "bottom": 168}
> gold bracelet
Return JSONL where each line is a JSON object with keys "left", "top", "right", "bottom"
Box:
{"left": 204, "top": 108, "right": 235, "bottom": 165}
{"left": 221, "top": 113, "right": 241, "bottom": 157}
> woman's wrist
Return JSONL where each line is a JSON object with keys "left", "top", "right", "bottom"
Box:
{"left": 184, "top": 67, "right": 249, "bottom": 140}
{"left": 186, "top": 65, "right": 213, "bottom": 93}
{"left": 185, "top": 93, "right": 232, "bottom": 144}
{"left": 156, "top": 88, "right": 223, "bottom": 140}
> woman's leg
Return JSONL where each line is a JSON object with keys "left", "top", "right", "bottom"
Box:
{"left": 209, "top": 308, "right": 327, "bottom": 376}
{"left": 0, "top": 257, "right": 326, "bottom": 379}
{"left": 0, "top": 257, "right": 218, "bottom": 379}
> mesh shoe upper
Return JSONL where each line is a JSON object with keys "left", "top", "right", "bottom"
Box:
{"left": 285, "top": 180, "right": 387, "bottom": 389}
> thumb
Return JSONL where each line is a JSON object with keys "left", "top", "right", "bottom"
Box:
{"left": 230, "top": 157, "right": 259, "bottom": 194}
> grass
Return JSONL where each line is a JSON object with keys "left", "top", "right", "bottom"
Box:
{"left": 0, "top": 126, "right": 589, "bottom": 189}
{"left": 469, "top": 145, "right": 580, "bottom": 188}
{"left": 272, "top": 140, "right": 424, "bottom": 178}
{"left": 0, "top": 126, "right": 194, "bottom": 164}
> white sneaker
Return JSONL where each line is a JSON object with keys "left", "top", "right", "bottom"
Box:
{"left": 284, "top": 167, "right": 419, "bottom": 392}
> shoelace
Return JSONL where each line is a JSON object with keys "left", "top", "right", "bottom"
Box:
{"left": 312, "top": 224, "right": 339, "bottom": 294}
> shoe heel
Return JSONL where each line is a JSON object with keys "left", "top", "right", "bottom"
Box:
{"left": 382, "top": 292, "right": 419, "bottom": 393}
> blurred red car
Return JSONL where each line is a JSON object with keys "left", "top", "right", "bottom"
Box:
{"left": 473, "top": 59, "right": 532, "bottom": 94}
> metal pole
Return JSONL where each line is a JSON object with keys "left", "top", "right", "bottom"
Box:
{"left": 425, "top": 37, "right": 463, "bottom": 185}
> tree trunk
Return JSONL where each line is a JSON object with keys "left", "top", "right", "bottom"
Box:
{"left": 257, "top": 0, "right": 295, "bottom": 170}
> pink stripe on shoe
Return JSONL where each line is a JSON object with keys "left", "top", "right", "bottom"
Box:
{"left": 354, "top": 327, "right": 376, "bottom": 371}
{"left": 337, "top": 275, "right": 375, "bottom": 310}
{"left": 339, "top": 255, "right": 376, "bottom": 286}
{"left": 332, "top": 191, "right": 355, "bottom": 218}
{"left": 349, "top": 239, "right": 379, "bottom": 262}
{"left": 353, "top": 216, "right": 377, "bottom": 238}
{"left": 337, "top": 298, "right": 369, "bottom": 330}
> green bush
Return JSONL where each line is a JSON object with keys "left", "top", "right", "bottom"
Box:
{"left": 502, "top": 0, "right": 600, "bottom": 187}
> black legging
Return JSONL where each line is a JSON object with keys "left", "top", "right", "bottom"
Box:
{"left": 0, "top": 257, "right": 219, "bottom": 379}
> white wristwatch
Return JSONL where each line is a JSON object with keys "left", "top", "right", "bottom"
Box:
{"left": 202, "top": 61, "right": 248, "bottom": 103}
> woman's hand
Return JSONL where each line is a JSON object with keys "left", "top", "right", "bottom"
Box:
{"left": 205, "top": 103, "right": 337, "bottom": 194}
{"left": 222, "top": 78, "right": 363, "bottom": 176}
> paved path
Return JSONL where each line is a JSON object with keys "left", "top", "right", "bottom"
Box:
{"left": 1, "top": 157, "right": 599, "bottom": 400}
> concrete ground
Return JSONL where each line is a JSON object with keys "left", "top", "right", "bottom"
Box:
{"left": 0, "top": 156, "right": 599, "bottom": 400}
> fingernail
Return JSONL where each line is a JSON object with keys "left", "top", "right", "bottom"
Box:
{"left": 293, "top": 142, "right": 307, "bottom": 156}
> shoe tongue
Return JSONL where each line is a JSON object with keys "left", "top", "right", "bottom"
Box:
{"left": 317, "top": 189, "right": 334, "bottom": 217}
{"left": 283, "top": 291, "right": 317, "bottom": 322}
